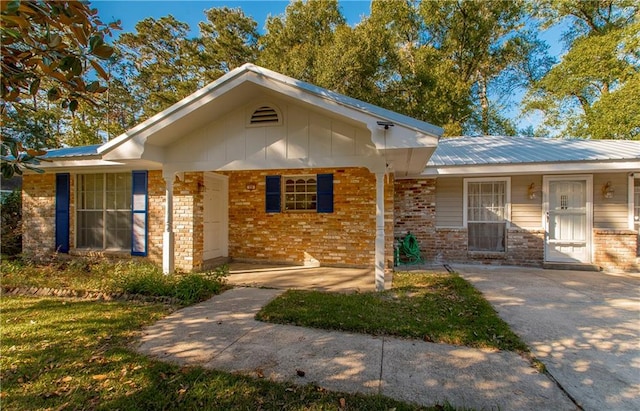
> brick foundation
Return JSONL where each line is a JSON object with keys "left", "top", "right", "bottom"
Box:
{"left": 594, "top": 229, "right": 639, "bottom": 272}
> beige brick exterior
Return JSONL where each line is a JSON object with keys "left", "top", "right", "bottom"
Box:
{"left": 220, "top": 167, "right": 394, "bottom": 268}
{"left": 23, "top": 171, "right": 637, "bottom": 273}
{"left": 22, "top": 174, "right": 57, "bottom": 256}
{"left": 594, "top": 229, "right": 639, "bottom": 272}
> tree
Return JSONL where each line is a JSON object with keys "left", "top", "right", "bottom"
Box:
{"left": 198, "top": 7, "right": 260, "bottom": 83}
{"left": 417, "top": 0, "right": 551, "bottom": 136}
{"left": 1, "top": 0, "right": 118, "bottom": 177}
{"left": 115, "top": 16, "right": 201, "bottom": 119}
{"left": 258, "top": 0, "right": 346, "bottom": 86}
{"left": 525, "top": 0, "right": 639, "bottom": 139}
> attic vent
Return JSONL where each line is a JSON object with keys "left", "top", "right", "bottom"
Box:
{"left": 249, "top": 106, "right": 281, "bottom": 126}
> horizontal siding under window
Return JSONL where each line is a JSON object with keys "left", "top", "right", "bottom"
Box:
{"left": 436, "top": 177, "right": 463, "bottom": 227}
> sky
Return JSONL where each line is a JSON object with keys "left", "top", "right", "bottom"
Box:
{"left": 92, "top": 0, "right": 566, "bottom": 133}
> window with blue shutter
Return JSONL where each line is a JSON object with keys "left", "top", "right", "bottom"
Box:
{"left": 55, "top": 173, "right": 70, "bottom": 253}
{"left": 317, "top": 173, "right": 334, "bottom": 213}
{"left": 265, "top": 175, "right": 281, "bottom": 213}
{"left": 131, "top": 171, "right": 148, "bottom": 256}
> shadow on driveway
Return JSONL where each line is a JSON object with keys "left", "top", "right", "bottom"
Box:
{"left": 456, "top": 265, "right": 640, "bottom": 411}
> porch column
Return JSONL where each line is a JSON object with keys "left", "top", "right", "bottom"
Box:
{"left": 375, "top": 172, "right": 385, "bottom": 291}
{"left": 163, "top": 176, "right": 175, "bottom": 274}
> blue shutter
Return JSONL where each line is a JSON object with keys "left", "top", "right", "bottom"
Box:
{"left": 55, "top": 173, "right": 70, "bottom": 253}
{"left": 265, "top": 175, "right": 281, "bottom": 213}
{"left": 131, "top": 171, "right": 148, "bottom": 256}
{"left": 317, "top": 173, "right": 333, "bottom": 213}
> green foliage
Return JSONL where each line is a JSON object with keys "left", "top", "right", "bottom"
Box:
{"left": 257, "top": 271, "right": 528, "bottom": 352}
{"left": 1, "top": 189, "right": 22, "bottom": 257}
{"left": 0, "top": 258, "right": 229, "bottom": 305}
{"left": 0, "top": 0, "right": 120, "bottom": 177}
{"left": 525, "top": 0, "right": 639, "bottom": 138}
{"left": 116, "top": 16, "right": 203, "bottom": 119}
{"left": 198, "top": 7, "right": 260, "bottom": 82}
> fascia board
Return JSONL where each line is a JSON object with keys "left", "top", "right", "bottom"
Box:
{"left": 244, "top": 68, "right": 443, "bottom": 140}
{"left": 421, "top": 160, "right": 640, "bottom": 177}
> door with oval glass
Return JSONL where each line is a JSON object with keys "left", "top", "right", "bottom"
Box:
{"left": 543, "top": 176, "right": 592, "bottom": 263}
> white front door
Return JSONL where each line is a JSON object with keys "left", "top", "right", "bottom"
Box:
{"left": 544, "top": 176, "right": 592, "bottom": 263}
{"left": 203, "top": 173, "right": 228, "bottom": 261}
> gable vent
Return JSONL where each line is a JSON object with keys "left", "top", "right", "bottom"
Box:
{"left": 250, "top": 106, "right": 280, "bottom": 125}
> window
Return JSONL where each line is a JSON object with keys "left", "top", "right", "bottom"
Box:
{"left": 76, "top": 173, "right": 131, "bottom": 249}
{"left": 284, "top": 176, "right": 317, "bottom": 211}
{"left": 464, "top": 178, "right": 510, "bottom": 252}
{"left": 266, "top": 174, "right": 333, "bottom": 213}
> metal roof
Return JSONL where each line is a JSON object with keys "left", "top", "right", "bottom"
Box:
{"left": 243, "top": 65, "right": 444, "bottom": 137}
{"left": 43, "top": 144, "right": 102, "bottom": 159}
{"left": 427, "top": 136, "right": 640, "bottom": 167}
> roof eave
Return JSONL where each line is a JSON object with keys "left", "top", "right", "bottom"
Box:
{"left": 422, "top": 159, "right": 640, "bottom": 177}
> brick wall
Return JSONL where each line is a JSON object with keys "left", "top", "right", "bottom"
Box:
{"left": 594, "top": 229, "right": 639, "bottom": 272}
{"left": 22, "top": 174, "right": 56, "bottom": 256}
{"left": 220, "top": 167, "right": 390, "bottom": 267}
{"left": 394, "top": 178, "right": 545, "bottom": 268}
{"left": 147, "top": 170, "right": 165, "bottom": 266}
{"left": 394, "top": 178, "right": 436, "bottom": 261}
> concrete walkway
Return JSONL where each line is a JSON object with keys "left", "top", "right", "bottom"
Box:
{"left": 456, "top": 265, "right": 640, "bottom": 411}
{"left": 137, "top": 287, "right": 575, "bottom": 410}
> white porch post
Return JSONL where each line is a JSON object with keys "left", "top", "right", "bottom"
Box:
{"left": 163, "top": 176, "right": 175, "bottom": 274}
{"left": 375, "top": 172, "right": 385, "bottom": 291}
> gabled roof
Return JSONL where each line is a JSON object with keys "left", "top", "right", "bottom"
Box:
{"left": 424, "top": 136, "right": 640, "bottom": 176}
{"left": 99, "top": 63, "right": 443, "bottom": 156}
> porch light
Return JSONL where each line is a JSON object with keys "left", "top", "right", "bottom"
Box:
{"left": 602, "top": 181, "right": 614, "bottom": 199}
{"left": 527, "top": 182, "right": 541, "bottom": 200}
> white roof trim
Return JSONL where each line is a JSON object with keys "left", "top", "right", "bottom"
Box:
{"left": 422, "top": 160, "right": 640, "bottom": 177}
{"left": 99, "top": 64, "right": 443, "bottom": 156}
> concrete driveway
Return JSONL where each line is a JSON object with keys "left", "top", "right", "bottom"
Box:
{"left": 456, "top": 265, "right": 640, "bottom": 411}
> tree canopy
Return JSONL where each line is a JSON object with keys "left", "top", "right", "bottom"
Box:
{"left": 1, "top": 0, "right": 119, "bottom": 177}
{"left": 3, "top": 0, "right": 638, "bottom": 157}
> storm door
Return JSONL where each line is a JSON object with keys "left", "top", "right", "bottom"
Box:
{"left": 544, "top": 176, "right": 592, "bottom": 263}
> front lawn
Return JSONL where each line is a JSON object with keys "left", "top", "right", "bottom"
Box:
{"left": 1, "top": 258, "right": 228, "bottom": 306}
{"left": 0, "top": 296, "right": 449, "bottom": 410}
{"left": 257, "top": 271, "right": 528, "bottom": 352}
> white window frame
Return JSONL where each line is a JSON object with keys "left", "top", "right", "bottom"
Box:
{"left": 463, "top": 177, "right": 511, "bottom": 251}
{"left": 76, "top": 172, "right": 132, "bottom": 251}
{"left": 283, "top": 174, "right": 317, "bottom": 212}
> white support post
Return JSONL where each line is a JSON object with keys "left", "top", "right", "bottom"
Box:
{"left": 375, "top": 172, "right": 385, "bottom": 291}
{"left": 163, "top": 176, "right": 175, "bottom": 274}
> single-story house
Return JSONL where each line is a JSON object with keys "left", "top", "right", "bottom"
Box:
{"left": 21, "top": 64, "right": 640, "bottom": 289}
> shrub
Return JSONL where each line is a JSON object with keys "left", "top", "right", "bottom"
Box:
{"left": 110, "top": 261, "right": 172, "bottom": 296}
{"left": 109, "top": 261, "right": 229, "bottom": 304}
{"left": 1, "top": 190, "right": 22, "bottom": 257}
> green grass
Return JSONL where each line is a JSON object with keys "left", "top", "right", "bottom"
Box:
{"left": 257, "top": 271, "right": 528, "bottom": 352}
{"left": 0, "top": 259, "right": 228, "bottom": 305}
{"left": 0, "top": 296, "right": 455, "bottom": 410}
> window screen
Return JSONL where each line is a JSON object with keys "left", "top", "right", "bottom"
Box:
{"left": 467, "top": 180, "right": 507, "bottom": 252}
